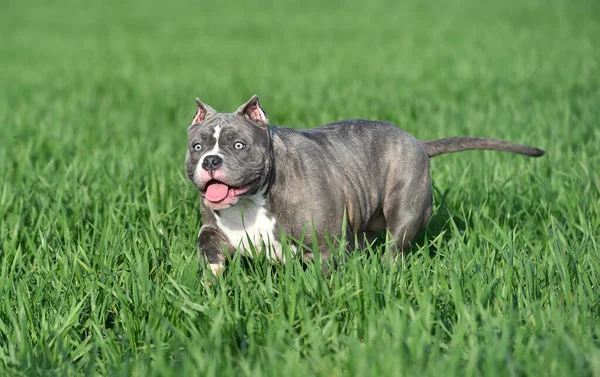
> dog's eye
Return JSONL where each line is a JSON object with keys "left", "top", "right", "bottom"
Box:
{"left": 234, "top": 142, "right": 245, "bottom": 150}
{"left": 193, "top": 143, "right": 202, "bottom": 151}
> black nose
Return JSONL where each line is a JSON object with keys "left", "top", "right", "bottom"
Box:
{"left": 202, "top": 155, "right": 223, "bottom": 171}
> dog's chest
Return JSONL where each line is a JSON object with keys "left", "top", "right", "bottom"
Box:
{"left": 214, "top": 197, "right": 288, "bottom": 261}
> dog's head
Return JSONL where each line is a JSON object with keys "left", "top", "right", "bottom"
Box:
{"left": 185, "top": 95, "right": 273, "bottom": 210}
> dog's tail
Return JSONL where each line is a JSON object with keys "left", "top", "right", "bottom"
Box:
{"left": 422, "top": 137, "right": 545, "bottom": 158}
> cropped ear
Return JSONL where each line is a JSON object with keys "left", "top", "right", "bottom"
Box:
{"left": 190, "top": 98, "right": 217, "bottom": 126}
{"left": 236, "top": 95, "right": 268, "bottom": 124}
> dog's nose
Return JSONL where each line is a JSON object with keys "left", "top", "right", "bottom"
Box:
{"left": 202, "top": 155, "right": 223, "bottom": 171}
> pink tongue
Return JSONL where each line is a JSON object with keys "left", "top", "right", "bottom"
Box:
{"left": 205, "top": 183, "right": 229, "bottom": 202}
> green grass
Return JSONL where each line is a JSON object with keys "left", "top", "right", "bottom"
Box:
{"left": 1, "top": 0, "right": 599, "bottom": 375}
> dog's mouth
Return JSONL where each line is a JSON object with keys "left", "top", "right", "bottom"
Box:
{"left": 202, "top": 179, "right": 256, "bottom": 208}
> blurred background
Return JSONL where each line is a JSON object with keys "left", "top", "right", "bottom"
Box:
{"left": 2, "top": 0, "right": 598, "bottom": 134}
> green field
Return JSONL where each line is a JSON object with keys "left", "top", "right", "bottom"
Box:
{"left": 1, "top": 0, "right": 599, "bottom": 376}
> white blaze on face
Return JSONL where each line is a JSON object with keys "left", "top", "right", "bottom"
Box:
{"left": 194, "top": 124, "right": 223, "bottom": 182}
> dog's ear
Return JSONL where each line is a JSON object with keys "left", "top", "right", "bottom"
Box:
{"left": 190, "top": 98, "right": 216, "bottom": 126}
{"left": 236, "top": 95, "right": 268, "bottom": 125}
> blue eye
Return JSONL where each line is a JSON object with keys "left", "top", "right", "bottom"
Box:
{"left": 234, "top": 142, "right": 245, "bottom": 150}
{"left": 193, "top": 144, "right": 202, "bottom": 151}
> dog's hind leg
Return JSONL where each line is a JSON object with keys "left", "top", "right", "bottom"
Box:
{"left": 382, "top": 167, "right": 433, "bottom": 260}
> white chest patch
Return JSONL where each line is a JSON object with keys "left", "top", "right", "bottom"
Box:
{"left": 214, "top": 195, "right": 293, "bottom": 262}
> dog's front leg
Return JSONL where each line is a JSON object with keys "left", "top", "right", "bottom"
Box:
{"left": 197, "top": 225, "right": 234, "bottom": 276}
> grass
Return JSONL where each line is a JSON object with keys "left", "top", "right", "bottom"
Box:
{"left": 1, "top": 0, "right": 599, "bottom": 375}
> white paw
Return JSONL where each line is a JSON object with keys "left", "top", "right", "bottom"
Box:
{"left": 210, "top": 263, "right": 225, "bottom": 276}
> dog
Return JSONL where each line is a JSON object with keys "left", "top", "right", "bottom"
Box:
{"left": 185, "top": 95, "right": 545, "bottom": 275}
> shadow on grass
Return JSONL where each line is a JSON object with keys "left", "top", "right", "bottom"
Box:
{"left": 363, "top": 184, "right": 467, "bottom": 260}
{"left": 412, "top": 184, "right": 467, "bottom": 257}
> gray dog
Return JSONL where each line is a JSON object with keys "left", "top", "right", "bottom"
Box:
{"left": 185, "top": 95, "right": 545, "bottom": 275}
